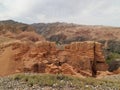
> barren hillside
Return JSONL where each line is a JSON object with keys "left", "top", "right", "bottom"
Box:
{"left": 0, "top": 20, "right": 35, "bottom": 34}
{"left": 32, "top": 22, "right": 120, "bottom": 43}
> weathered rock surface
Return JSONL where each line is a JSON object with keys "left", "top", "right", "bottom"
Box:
{"left": 0, "top": 41, "right": 108, "bottom": 77}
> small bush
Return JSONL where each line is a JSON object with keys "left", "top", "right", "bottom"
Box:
{"left": 106, "top": 53, "right": 120, "bottom": 64}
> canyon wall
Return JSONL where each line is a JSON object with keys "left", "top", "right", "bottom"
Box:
{"left": 0, "top": 41, "right": 108, "bottom": 77}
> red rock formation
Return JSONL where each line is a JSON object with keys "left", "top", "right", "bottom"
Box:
{"left": 0, "top": 41, "right": 108, "bottom": 77}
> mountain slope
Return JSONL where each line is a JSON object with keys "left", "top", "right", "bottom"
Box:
{"left": 0, "top": 20, "right": 34, "bottom": 34}
{"left": 0, "top": 20, "right": 45, "bottom": 42}
{"left": 32, "top": 22, "right": 120, "bottom": 43}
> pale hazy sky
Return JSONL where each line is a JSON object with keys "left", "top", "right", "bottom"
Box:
{"left": 0, "top": 0, "right": 120, "bottom": 26}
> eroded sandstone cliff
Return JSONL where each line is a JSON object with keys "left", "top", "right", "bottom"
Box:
{"left": 0, "top": 41, "right": 108, "bottom": 77}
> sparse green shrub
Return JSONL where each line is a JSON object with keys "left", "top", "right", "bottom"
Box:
{"left": 106, "top": 53, "right": 120, "bottom": 64}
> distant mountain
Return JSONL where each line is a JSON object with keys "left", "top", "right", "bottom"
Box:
{"left": 31, "top": 22, "right": 120, "bottom": 43}
{"left": 0, "top": 20, "right": 35, "bottom": 34}
{"left": 1, "top": 20, "right": 120, "bottom": 42}
{"left": 0, "top": 20, "right": 45, "bottom": 42}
